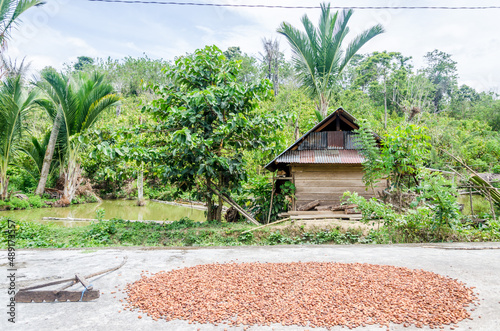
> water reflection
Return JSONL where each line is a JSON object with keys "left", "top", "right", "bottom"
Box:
{"left": 0, "top": 200, "right": 206, "bottom": 226}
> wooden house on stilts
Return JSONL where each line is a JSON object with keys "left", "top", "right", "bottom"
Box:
{"left": 265, "top": 108, "right": 384, "bottom": 211}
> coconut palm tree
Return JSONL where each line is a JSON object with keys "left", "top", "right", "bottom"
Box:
{"left": 0, "top": 72, "right": 38, "bottom": 199}
{"left": 34, "top": 70, "right": 120, "bottom": 203}
{"left": 277, "top": 3, "right": 384, "bottom": 118}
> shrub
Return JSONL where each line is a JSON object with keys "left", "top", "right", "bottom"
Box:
{"left": 85, "top": 220, "right": 117, "bottom": 244}
{"left": 242, "top": 175, "right": 295, "bottom": 224}
{"left": 165, "top": 217, "right": 203, "bottom": 230}
{"left": 8, "top": 197, "right": 30, "bottom": 210}
{"left": 28, "top": 195, "right": 45, "bottom": 208}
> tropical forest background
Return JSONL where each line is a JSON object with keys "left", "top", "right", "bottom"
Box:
{"left": 1, "top": 2, "right": 500, "bottom": 246}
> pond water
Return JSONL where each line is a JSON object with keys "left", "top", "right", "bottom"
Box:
{"left": 0, "top": 200, "right": 206, "bottom": 227}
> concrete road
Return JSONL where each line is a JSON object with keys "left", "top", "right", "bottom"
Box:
{"left": 1, "top": 243, "right": 500, "bottom": 331}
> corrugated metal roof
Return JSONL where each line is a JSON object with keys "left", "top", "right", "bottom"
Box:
{"left": 340, "top": 150, "right": 365, "bottom": 164}
{"left": 344, "top": 132, "right": 361, "bottom": 149}
{"left": 298, "top": 132, "right": 327, "bottom": 150}
{"left": 275, "top": 150, "right": 365, "bottom": 164}
{"left": 295, "top": 131, "right": 361, "bottom": 151}
{"left": 327, "top": 131, "right": 344, "bottom": 149}
{"left": 265, "top": 108, "right": 378, "bottom": 171}
{"left": 300, "top": 150, "right": 315, "bottom": 163}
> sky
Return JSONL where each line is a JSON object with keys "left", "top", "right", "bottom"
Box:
{"left": 5, "top": 0, "right": 500, "bottom": 93}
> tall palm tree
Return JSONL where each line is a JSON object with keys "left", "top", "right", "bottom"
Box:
{"left": 35, "top": 71, "right": 120, "bottom": 203}
{"left": 277, "top": 3, "right": 384, "bottom": 118}
{"left": 0, "top": 72, "right": 38, "bottom": 199}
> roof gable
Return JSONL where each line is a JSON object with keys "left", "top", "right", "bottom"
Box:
{"left": 265, "top": 108, "right": 366, "bottom": 171}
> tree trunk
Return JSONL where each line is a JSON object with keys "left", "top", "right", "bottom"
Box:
{"left": 294, "top": 115, "right": 300, "bottom": 140}
{"left": 206, "top": 178, "right": 214, "bottom": 222}
{"left": 273, "top": 57, "right": 279, "bottom": 96}
{"left": 35, "top": 111, "right": 62, "bottom": 196}
{"left": 384, "top": 78, "right": 388, "bottom": 129}
{"left": 206, "top": 194, "right": 214, "bottom": 222}
{"left": 216, "top": 195, "right": 223, "bottom": 222}
{"left": 215, "top": 173, "right": 223, "bottom": 222}
{"left": 137, "top": 163, "right": 144, "bottom": 206}
{"left": 61, "top": 157, "right": 82, "bottom": 205}
{"left": 268, "top": 59, "right": 272, "bottom": 80}
{"left": 317, "top": 94, "right": 329, "bottom": 118}
{"left": 0, "top": 175, "right": 9, "bottom": 200}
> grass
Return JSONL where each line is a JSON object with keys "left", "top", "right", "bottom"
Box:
{"left": 458, "top": 194, "right": 496, "bottom": 217}
{"left": 1, "top": 216, "right": 499, "bottom": 249}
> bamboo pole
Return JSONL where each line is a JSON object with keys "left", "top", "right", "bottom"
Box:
{"left": 241, "top": 217, "right": 291, "bottom": 234}
{"left": 469, "top": 186, "right": 474, "bottom": 217}
{"left": 267, "top": 173, "right": 276, "bottom": 224}
{"left": 20, "top": 257, "right": 128, "bottom": 292}
{"left": 208, "top": 186, "right": 260, "bottom": 225}
{"left": 486, "top": 184, "right": 497, "bottom": 221}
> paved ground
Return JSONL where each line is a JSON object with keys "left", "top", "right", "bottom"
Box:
{"left": 1, "top": 243, "right": 500, "bottom": 331}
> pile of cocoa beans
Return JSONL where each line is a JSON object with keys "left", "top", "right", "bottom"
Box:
{"left": 124, "top": 262, "right": 477, "bottom": 329}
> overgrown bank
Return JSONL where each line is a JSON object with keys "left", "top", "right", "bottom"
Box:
{"left": 1, "top": 217, "right": 498, "bottom": 249}
{"left": 0, "top": 193, "right": 98, "bottom": 211}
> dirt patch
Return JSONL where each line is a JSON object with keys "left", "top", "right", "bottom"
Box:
{"left": 275, "top": 219, "right": 381, "bottom": 235}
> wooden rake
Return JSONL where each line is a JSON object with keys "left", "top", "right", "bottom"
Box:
{"left": 16, "top": 256, "right": 127, "bottom": 303}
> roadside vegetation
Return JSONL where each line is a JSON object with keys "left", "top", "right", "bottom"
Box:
{"left": 0, "top": 2, "right": 499, "bottom": 246}
{"left": 1, "top": 215, "right": 498, "bottom": 249}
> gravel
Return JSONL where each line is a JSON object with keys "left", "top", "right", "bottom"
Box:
{"left": 124, "top": 261, "right": 478, "bottom": 330}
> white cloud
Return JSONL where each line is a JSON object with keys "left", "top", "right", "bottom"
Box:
{"left": 4, "top": 0, "right": 500, "bottom": 92}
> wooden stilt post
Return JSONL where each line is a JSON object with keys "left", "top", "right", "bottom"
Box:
{"left": 469, "top": 186, "right": 474, "bottom": 217}
{"left": 486, "top": 185, "right": 497, "bottom": 221}
{"left": 267, "top": 173, "right": 276, "bottom": 224}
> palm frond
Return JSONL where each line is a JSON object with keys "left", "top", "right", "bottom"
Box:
{"left": 0, "top": 0, "right": 44, "bottom": 49}
{"left": 278, "top": 2, "right": 384, "bottom": 113}
{"left": 339, "top": 24, "right": 385, "bottom": 74}
{"left": 323, "top": 9, "right": 351, "bottom": 82}
{"left": 0, "top": 72, "right": 39, "bottom": 175}
{"left": 277, "top": 22, "right": 319, "bottom": 96}
{"left": 19, "top": 132, "right": 59, "bottom": 180}
{"left": 80, "top": 93, "right": 120, "bottom": 132}
{"left": 36, "top": 70, "right": 120, "bottom": 153}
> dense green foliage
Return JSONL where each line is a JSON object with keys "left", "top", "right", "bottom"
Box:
{"left": 0, "top": 4, "right": 499, "bottom": 245}
{"left": 144, "top": 45, "right": 282, "bottom": 221}
{"left": 357, "top": 124, "right": 432, "bottom": 189}
{"left": 1, "top": 216, "right": 498, "bottom": 248}
{"left": 0, "top": 72, "right": 39, "bottom": 199}
{"left": 239, "top": 176, "right": 295, "bottom": 223}
{"left": 345, "top": 124, "right": 495, "bottom": 242}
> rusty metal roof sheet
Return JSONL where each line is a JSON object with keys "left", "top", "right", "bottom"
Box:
{"left": 275, "top": 150, "right": 364, "bottom": 164}
{"left": 327, "top": 131, "right": 344, "bottom": 149}
{"left": 265, "top": 108, "right": 377, "bottom": 171}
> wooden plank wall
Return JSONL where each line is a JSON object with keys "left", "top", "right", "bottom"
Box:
{"left": 291, "top": 164, "right": 383, "bottom": 209}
